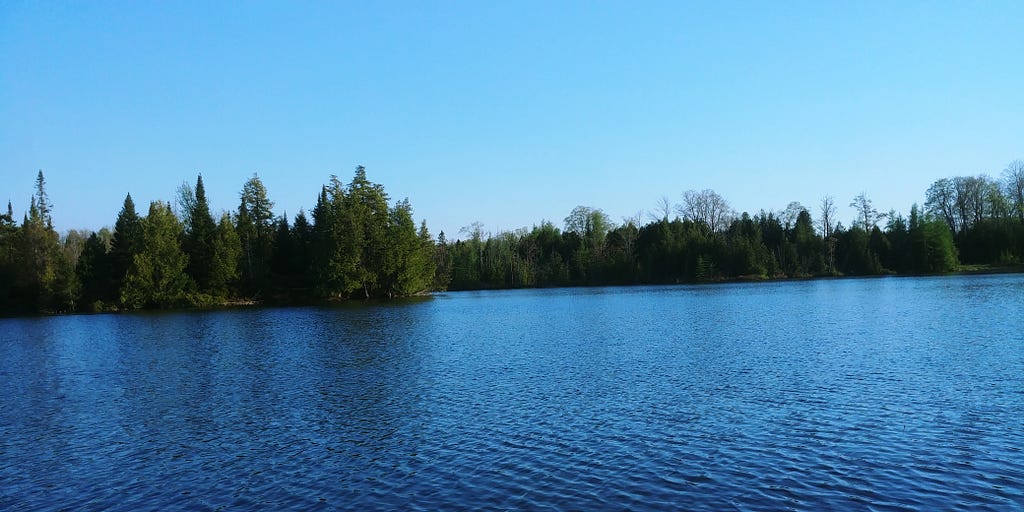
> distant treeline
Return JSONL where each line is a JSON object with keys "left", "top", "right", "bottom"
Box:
{"left": 0, "top": 166, "right": 436, "bottom": 314}
{"left": 2, "top": 160, "right": 1024, "bottom": 314}
{"left": 438, "top": 160, "right": 1024, "bottom": 290}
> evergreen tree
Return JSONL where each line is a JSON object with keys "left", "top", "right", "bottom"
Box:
{"left": 311, "top": 180, "right": 360, "bottom": 297}
{"left": 34, "top": 170, "right": 53, "bottom": 229}
{"left": 348, "top": 166, "right": 390, "bottom": 298}
{"left": 270, "top": 214, "right": 293, "bottom": 278}
{"left": 76, "top": 232, "right": 112, "bottom": 309}
{"left": 0, "top": 201, "right": 18, "bottom": 310}
{"left": 381, "top": 199, "right": 432, "bottom": 297}
{"left": 110, "top": 194, "right": 142, "bottom": 301}
{"left": 237, "top": 173, "right": 275, "bottom": 291}
{"left": 433, "top": 230, "right": 452, "bottom": 291}
{"left": 184, "top": 175, "right": 217, "bottom": 290}
{"left": 792, "top": 209, "right": 823, "bottom": 274}
{"left": 121, "top": 201, "right": 191, "bottom": 308}
{"left": 290, "top": 210, "right": 313, "bottom": 285}
{"left": 15, "top": 174, "right": 66, "bottom": 311}
{"left": 418, "top": 219, "right": 438, "bottom": 289}
{"left": 208, "top": 212, "right": 241, "bottom": 298}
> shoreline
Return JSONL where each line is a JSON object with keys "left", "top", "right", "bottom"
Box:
{"left": 4, "top": 265, "right": 1022, "bottom": 319}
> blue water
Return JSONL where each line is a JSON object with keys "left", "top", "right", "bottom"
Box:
{"left": 2, "top": 275, "right": 1024, "bottom": 510}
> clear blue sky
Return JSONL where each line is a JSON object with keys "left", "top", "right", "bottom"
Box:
{"left": 2, "top": 1, "right": 1022, "bottom": 238}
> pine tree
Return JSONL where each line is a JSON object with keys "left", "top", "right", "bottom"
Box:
{"left": 237, "top": 173, "right": 275, "bottom": 291}
{"left": 110, "top": 194, "right": 142, "bottom": 301}
{"left": 34, "top": 170, "right": 53, "bottom": 229}
{"left": 15, "top": 174, "right": 65, "bottom": 311}
{"left": 184, "top": 175, "right": 217, "bottom": 290}
{"left": 121, "top": 201, "right": 191, "bottom": 308}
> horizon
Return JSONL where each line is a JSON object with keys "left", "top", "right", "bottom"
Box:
{"left": 2, "top": 2, "right": 1022, "bottom": 238}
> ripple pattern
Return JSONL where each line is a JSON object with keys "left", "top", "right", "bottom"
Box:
{"left": 1, "top": 275, "right": 1024, "bottom": 510}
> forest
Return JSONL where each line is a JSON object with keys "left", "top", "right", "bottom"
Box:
{"left": 0, "top": 166, "right": 436, "bottom": 314}
{"left": 2, "top": 161, "right": 1023, "bottom": 315}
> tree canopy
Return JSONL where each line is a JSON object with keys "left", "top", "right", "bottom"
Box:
{"left": 2, "top": 160, "right": 1023, "bottom": 315}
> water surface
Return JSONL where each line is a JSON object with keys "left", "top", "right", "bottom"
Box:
{"left": 2, "top": 275, "right": 1023, "bottom": 510}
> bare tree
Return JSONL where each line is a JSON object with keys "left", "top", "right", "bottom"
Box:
{"left": 820, "top": 196, "right": 836, "bottom": 238}
{"left": 460, "top": 221, "right": 486, "bottom": 243}
{"left": 649, "top": 196, "right": 674, "bottom": 223}
{"left": 929, "top": 175, "right": 1004, "bottom": 232}
{"left": 1004, "top": 160, "right": 1024, "bottom": 221}
{"left": 850, "top": 192, "right": 879, "bottom": 230}
{"left": 676, "top": 189, "right": 733, "bottom": 232}
{"left": 819, "top": 196, "right": 837, "bottom": 273}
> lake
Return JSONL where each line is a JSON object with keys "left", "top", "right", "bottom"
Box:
{"left": 2, "top": 274, "right": 1023, "bottom": 510}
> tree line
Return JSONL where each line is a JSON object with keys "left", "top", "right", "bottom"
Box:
{"left": 0, "top": 166, "right": 436, "bottom": 314}
{"left": 438, "top": 160, "right": 1024, "bottom": 290}
{"left": 2, "top": 160, "right": 1023, "bottom": 315}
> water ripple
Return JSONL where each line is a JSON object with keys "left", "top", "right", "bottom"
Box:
{"left": 2, "top": 276, "right": 1024, "bottom": 510}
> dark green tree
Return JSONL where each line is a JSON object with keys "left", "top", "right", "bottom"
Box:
{"left": 381, "top": 199, "right": 433, "bottom": 297}
{"left": 237, "top": 173, "right": 275, "bottom": 291}
{"left": 208, "top": 212, "right": 241, "bottom": 298}
{"left": 76, "top": 232, "right": 112, "bottom": 309}
{"left": 15, "top": 173, "right": 67, "bottom": 311}
{"left": 121, "top": 201, "right": 191, "bottom": 308}
{"left": 110, "top": 194, "right": 142, "bottom": 301}
{"left": 349, "top": 166, "right": 390, "bottom": 298}
{"left": 0, "top": 201, "right": 18, "bottom": 310}
{"left": 433, "top": 230, "right": 452, "bottom": 290}
{"left": 184, "top": 175, "right": 217, "bottom": 290}
{"left": 33, "top": 170, "right": 53, "bottom": 229}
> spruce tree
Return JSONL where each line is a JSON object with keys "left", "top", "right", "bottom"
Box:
{"left": 291, "top": 210, "right": 313, "bottom": 284}
{"left": 184, "top": 175, "right": 217, "bottom": 290}
{"left": 110, "top": 194, "right": 142, "bottom": 301}
{"left": 34, "top": 170, "right": 53, "bottom": 229}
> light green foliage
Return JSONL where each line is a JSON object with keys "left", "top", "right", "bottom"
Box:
{"left": 909, "top": 205, "right": 958, "bottom": 274}
{"left": 121, "top": 201, "right": 191, "bottom": 309}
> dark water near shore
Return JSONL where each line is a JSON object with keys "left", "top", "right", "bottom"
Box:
{"left": 2, "top": 275, "right": 1024, "bottom": 510}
